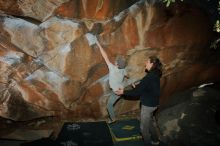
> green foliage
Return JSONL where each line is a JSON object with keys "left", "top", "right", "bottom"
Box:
{"left": 214, "top": 1, "right": 220, "bottom": 33}
{"left": 163, "top": 0, "right": 175, "bottom": 7}
{"left": 218, "top": 0, "right": 220, "bottom": 11}
{"left": 210, "top": 38, "right": 220, "bottom": 49}
{"left": 163, "top": 0, "right": 183, "bottom": 7}
{"left": 212, "top": 1, "right": 220, "bottom": 49}
{"left": 214, "top": 20, "right": 220, "bottom": 32}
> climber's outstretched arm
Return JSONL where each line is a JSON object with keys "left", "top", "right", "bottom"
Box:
{"left": 96, "top": 40, "right": 111, "bottom": 65}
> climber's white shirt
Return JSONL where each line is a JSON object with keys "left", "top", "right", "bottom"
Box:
{"left": 107, "top": 63, "right": 126, "bottom": 92}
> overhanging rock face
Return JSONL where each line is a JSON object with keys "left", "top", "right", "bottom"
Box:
{"left": 0, "top": 0, "right": 138, "bottom": 21}
{"left": 0, "top": 0, "right": 219, "bottom": 121}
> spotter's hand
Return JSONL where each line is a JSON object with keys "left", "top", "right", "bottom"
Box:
{"left": 115, "top": 88, "right": 124, "bottom": 95}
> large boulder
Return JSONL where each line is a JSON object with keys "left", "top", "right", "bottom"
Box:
{"left": 0, "top": 0, "right": 139, "bottom": 21}
{"left": 0, "top": 0, "right": 219, "bottom": 121}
